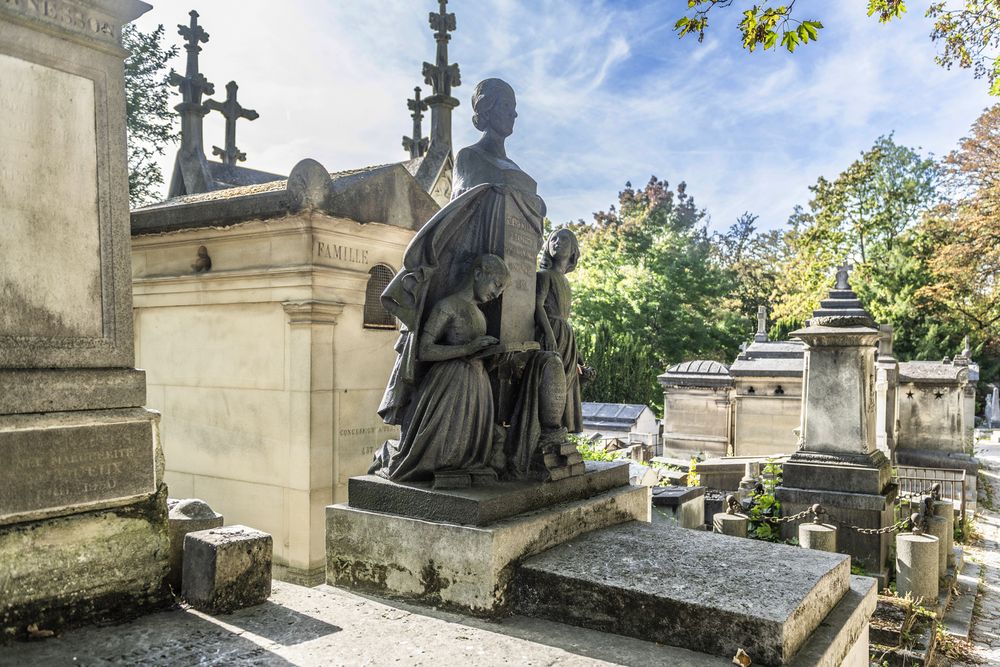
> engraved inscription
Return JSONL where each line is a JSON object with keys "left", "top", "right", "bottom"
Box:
{"left": 0, "top": 421, "right": 155, "bottom": 523}
{"left": 315, "top": 240, "right": 369, "bottom": 265}
{"left": 338, "top": 423, "right": 398, "bottom": 457}
{"left": 0, "top": 53, "right": 103, "bottom": 339}
{"left": 499, "top": 203, "right": 543, "bottom": 343}
{"left": 2, "top": 0, "right": 117, "bottom": 41}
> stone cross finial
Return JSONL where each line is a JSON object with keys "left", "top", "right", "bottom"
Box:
{"left": 834, "top": 261, "right": 853, "bottom": 290}
{"left": 754, "top": 305, "right": 768, "bottom": 342}
{"left": 167, "top": 9, "right": 216, "bottom": 197}
{"left": 422, "top": 0, "right": 461, "bottom": 99}
{"left": 204, "top": 81, "right": 259, "bottom": 166}
{"left": 403, "top": 87, "right": 429, "bottom": 158}
{"left": 171, "top": 11, "right": 214, "bottom": 106}
{"left": 961, "top": 336, "right": 971, "bottom": 358}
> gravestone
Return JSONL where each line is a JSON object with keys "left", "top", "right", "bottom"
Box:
{"left": 0, "top": 0, "right": 170, "bottom": 639}
{"left": 775, "top": 266, "right": 897, "bottom": 585}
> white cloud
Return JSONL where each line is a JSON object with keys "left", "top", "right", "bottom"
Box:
{"left": 134, "top": 0, "right": 994, "bottom": 231}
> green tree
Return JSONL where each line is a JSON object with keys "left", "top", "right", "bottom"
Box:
{"left": 567, "top": 177, "right": 743, "bottom": 411}
{"left": 771, "top": 135, "right": 939, "bottom": 356}
{"left": 124, "top": 24, "right": 178, "bottom": 207}
{"left": 918, "top": 104, "right": 1000, "bottom": 362}
{"left": 712, "top": 211, "right": 784, "bottom": 336}
{"left": 675, "top": 1, "right": 1000, "bottom": 95}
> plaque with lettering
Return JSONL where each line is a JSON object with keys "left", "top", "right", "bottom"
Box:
{"left": 496, "top": 190, "right": 543, "bottom": 344}
{"left": 0, "top": 419, "right": 156, "bottom": 524}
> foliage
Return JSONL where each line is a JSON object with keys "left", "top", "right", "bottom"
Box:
{"left": 674, "top": 1, "right": 1000, "bottom": 96}
{"left": 124, "top": 24, "right": 178, "bottom": 207}
{"left": 771, "top": 135, "right": 942, "bottom": 358}
{"left": 686, "top": 458, "right": 700, "bottom": 487}
{"left": 567, "top": 177, "right": 744, "bottom": 411}
{"left": 711, "top": 212, "right": 784, "bottom": 337}
{"left": 917, "top": 104, "right": 1000, "bottom": 365}
{"left": 573, "top": 435, "right": 618, "bottom": 462}
{"left": 746, "top": 458, "right": 783, "bottom": 542}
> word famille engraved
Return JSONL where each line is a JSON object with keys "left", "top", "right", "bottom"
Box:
{"left": 315, "top": 240, "right": 369, "bottom": 265}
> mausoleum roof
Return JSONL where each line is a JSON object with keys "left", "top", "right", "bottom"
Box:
{"left": 131, "top": 161, "right": 439, "bottom": 236}
{"left": 729, "top": 340, "right": 805, "bottom": 378}
{"left": 898, "top": 361, "right": 968, "bottom": 384}
{"left": 658, "top": 360, "right": 733, "bottom": 388}
{"left": 582, "top": 402, "right": 654, "bottom": 431}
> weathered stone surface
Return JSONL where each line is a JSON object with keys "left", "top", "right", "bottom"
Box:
{"left": 182, "top": 525, "right": 272, "bottom": 614}
{"left": 327, "top": 484, "right": 649, "bottom": 615}
{"left": 780, "top": 450, "right": 892, "bottom": 495}
{"left": 799, "top": 522, "right": 837, "bottom": 552}
{"left": 896, "top": 533, "right": 939, "bottom": 602}
{"left": 712, "top": 512, "right": 747, "bottom": 537}
{"left": 651, "top": 485, "right": 705, "bottom": 528}
{"left": 347, "top": 461, "right": 628, "bottom": 526}
{"left": 514, "top": 521, "right": 851, "bottom": 665}
{"left": 167, "top": 499, "right": 223, "bottom": 594}
{"left": 0, "top": 487, "right": 171, "bottom": 641}
{"left": 0, "top": 408, "right": 159, "bottom": 525}
{"left": 0, "top": 368, "right": 146, "bottom": 414}
{"left": 0, "top": 0, "right": 145, "bottom": 370}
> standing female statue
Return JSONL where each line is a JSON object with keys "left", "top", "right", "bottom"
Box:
{"left": 375, "top": 79, "right": 564, "bottom": 485}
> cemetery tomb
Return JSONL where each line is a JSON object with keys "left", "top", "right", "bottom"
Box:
{"left": 0, "top": 0, "right": 170, "bottom": 639}
{"left": 131, "top": 160, "right": 438, "bottom": 585}
{"left": 658, "top": 359, "right": 732, "bottom": 458}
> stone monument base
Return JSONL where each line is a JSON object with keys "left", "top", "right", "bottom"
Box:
{"left": 0, "top": 408, "right": 171, "bottom": 640}
{"left": 0, "top": 488, "right": 171, "bottom": 640}
{"left": 776, "top": 450, "right": 897, "bottom": 587}
{"left": 326, "top": 464, "right": 648, "bottom": 615}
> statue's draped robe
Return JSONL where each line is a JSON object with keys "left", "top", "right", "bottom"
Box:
{"left": 536, "top": 269, "right": 583, "bottom": 433}
{"left": 373, "top": 146, "right": 555, "bottom": 483}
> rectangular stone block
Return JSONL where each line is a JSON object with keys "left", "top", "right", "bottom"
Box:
{"left": 182, "top": 525, "right": 272, "bottom": 614}
{"left": 514, "top": 521, "right": 851, "bottom": 665}
{"left": 167, "top": 499, "right": 223, "bottom": 594}
{"left": 327, "top": 484, "right": 649, "bottom": 615}
{"left": 347, "top": 461, "right": 628, "bottom": 526}
{"left": 0, "top": 368, "right": 146, "bottom": 414}
{"left": 0, "top": 409, "right": 158, "bottom": 525}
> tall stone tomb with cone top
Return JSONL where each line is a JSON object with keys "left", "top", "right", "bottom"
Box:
{"left": 0, "top": 0, "right": 170, "bottom": 639}
{"left": 775, "top": 265, "right": 897, "bottom": 585}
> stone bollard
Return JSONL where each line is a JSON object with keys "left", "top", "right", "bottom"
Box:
{"left": 713, "top": 496, "right": 747, "bottom": 537}
{"left": 924, "top": 512, "right": 949, "bottom": 580}
{"left": 167, "top": 498, "right": 223, "bottom": 593}
{"left": 183, "top": 525, "right": 272, "bottom": 614}
{"left": 713, "top": 512, "right": 747, "bottom": 537}
{"left": 931, "top": 499, "right": 956, "bottom": 570}
{"left": 896, "top": 517, "right": 940, "bottom": 602}
{"left": 799, "top": 522, "right": 837, "bottom": 552}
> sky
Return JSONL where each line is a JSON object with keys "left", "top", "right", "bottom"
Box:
{"left": 135, "top": 0, "right": 995, "bottom": 232}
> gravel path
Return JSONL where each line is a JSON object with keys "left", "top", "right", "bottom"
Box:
{"left": 965, "top": 437, "right": 1000, "bottom": 664}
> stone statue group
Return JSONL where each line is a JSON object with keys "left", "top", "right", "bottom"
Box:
{"left": 370, "top": 79, "right": 586, "bottom": 488}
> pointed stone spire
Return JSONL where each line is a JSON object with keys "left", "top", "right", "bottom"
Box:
{"left": 168, "top": 10, "right": 216, "bottom": 197}
{"left": 402, "top": 87, "right": 429, "bottom": 159}
{"left": 414, "top": 0, "right": 461, "bottom": 203}
{"left": 754, "top": 305, "right": 768, "bottom": 342}
{"left": 204, "top": 81, "right": 259, "bottom": 166}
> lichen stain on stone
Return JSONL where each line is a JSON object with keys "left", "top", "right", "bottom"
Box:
{"left": 330, "top": 558, "right": 392, "bottom": 589}
{"left": 419, "top": 560, "right": 449, "bottom": 599}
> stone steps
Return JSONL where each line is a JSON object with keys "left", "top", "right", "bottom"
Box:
{"left": 513, "top": 520, "right": 870, "bottom": 666}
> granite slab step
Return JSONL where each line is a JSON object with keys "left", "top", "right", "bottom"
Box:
{"left": 942, "top": 560, "right": 982, "bottom": 640}
{"left": 513, "top": 520, "right": 852, "bottom": 666}
{"left": 347, "top": 460, "right": 628, "bottom": 526}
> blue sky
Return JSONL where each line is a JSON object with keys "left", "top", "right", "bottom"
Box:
{"left": 136, "top": 1, "right": 994, "bottom": 231}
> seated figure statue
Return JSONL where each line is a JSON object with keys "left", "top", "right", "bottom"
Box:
{"left": 375, "top": 78, "right": 569, "bottom": 486}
